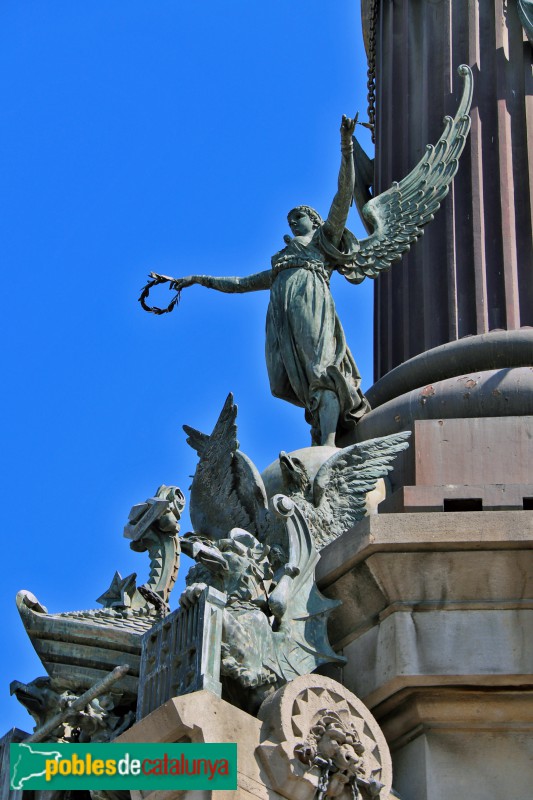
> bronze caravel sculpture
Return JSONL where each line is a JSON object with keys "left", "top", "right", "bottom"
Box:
{"left": 140, "top": 66, "right": 473, "bottom": 447}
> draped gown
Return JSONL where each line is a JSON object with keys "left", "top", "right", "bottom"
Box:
{"left": 266, "top": 230, "right": 369, "bottom": 444}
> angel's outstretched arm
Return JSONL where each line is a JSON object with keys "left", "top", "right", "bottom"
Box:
{"left": 172, "top": 269, "right": 271, "bottom": 294}
{"left": 322, "top": 115, "right": 356, "bottom": 248}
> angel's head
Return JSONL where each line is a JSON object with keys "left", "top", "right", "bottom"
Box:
{"left": 287, "top": 206, "right": 323, "bottom": 237}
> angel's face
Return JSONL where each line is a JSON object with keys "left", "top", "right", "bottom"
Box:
{"left": 288, "top": 210, "right": 314, "bottom": 237}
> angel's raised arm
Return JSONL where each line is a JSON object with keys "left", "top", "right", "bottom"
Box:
{"left": 322, "top": 115, "right": 356, "bottom": 248}
{"left": 172, "top": 269, "right": 271, "bottom": 294}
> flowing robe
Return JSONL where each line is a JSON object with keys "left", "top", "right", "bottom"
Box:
{"left": 266, "top": 230, "right": 369, "bottom": 444}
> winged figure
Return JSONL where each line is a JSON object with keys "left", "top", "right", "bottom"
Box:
{"left": 180, "top": 393, "right": 410, "bottom": 708}
{"left": 181, "top": 394, "right": 348, "bottom": 710}
{"left": 278, "top": 433, "right": 410, "bottom": 549}
{"left": 141, "top": 66, "right": 473, "bottom": 448}
{"left": 185, "top": 393, "right": 410, "bottom": 550}
{"left": 517, "top": 0, "right": 533, "bottom": 44}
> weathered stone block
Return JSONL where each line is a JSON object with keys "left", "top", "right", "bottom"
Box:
{"left": 316, "top": 510, "right": 533, "bottom": 800}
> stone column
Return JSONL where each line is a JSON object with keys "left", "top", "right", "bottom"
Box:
{"left": 362, "top": 0, "right": 533, "bottom": 380}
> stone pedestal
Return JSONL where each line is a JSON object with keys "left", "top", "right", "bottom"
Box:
{"left": 378, "top": 690, "right": 533, "bottom": 800}
{"left": 343, "top": 332, "right": 533, "bottom": 511}
{"left": 379, "top": 415, "right": 533, "bottom": 512}
{"left": 316, "top": 511, "right": 533, "bottom": 800}
{"left": 117, "top": 676, "right": 397, "bottom": 800}
{"left": 118, "top": 690, "right": 270, "bottom": 800}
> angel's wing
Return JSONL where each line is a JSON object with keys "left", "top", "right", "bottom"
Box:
{"left": 312, "top": 432, "right": 411, "bottom": 542}
{"left": 341, "top": 64, "right": 473, "bottom": 282}
{"left": 183, "top": 393, "right": 268, "bottom": 540}
{"left": 517, "top": 0, "right": 533, "bottom": 44}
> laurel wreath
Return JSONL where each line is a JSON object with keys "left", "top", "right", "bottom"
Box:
{"left": 138, "top": 272, "right": 182, "bottom": 315}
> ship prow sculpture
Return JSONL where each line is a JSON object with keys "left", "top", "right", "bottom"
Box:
{"left": 15, "top": 488, "right": 183, "bottom": 697}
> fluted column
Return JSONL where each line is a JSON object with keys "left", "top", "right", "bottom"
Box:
{"left": 364, "top": 0, "right": 533, "bottom": 380}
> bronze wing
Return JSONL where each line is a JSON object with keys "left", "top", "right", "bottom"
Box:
{"left": 341, "top": 65, "right": 473, "bottom": 283}
{"left": 183, "top": 393, "right": 269, "bottom": 541}
{"left": 312, "top": 431, "right": 411, "bottom": 545}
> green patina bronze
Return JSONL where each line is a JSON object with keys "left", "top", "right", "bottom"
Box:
{"left": 142, "top": 67, "right": 473, "bottom": 448}
{"left": 517, "top": 0, "right": 533, "bottom": 43}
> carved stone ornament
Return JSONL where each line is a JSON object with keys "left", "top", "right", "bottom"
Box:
{"left": 257, "top": 675, "right": 392, "bottom": 800}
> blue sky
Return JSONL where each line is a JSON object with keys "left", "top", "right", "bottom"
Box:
{"left": 1, "top": 1, "right": 374, "bottom": 732}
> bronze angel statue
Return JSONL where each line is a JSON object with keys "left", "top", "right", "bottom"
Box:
{"left": 141, "top": 66, "right": 473, "bottom": 447}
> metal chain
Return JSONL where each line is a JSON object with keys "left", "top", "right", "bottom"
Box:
{"left": 367, "top": 0, "right": 378, "bottom": 143}
{"left": 316, "top": 768, "right": 330, "bottom": 800}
